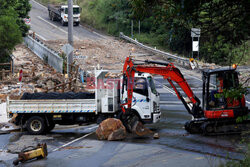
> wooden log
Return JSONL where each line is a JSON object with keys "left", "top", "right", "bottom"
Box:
{"left": 54, "top": 82, "right": 57, "bottom": 92}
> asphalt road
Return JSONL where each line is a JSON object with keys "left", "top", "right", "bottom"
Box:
{"left": 1, "top": 68, "right": 249, "bottom": 166}
{"left": 0, "top": 1, "right": 249, "bottom": 166}
{"left": 29, "top": 0, "right": 104, "bottom": 41}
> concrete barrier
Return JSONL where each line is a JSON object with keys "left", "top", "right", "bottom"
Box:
{"left": 24, "top": 35, "right": 63, "bottom": 73}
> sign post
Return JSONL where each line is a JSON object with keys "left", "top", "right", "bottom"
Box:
{"left": 62, "top": 44, "right": 74, "bottom": 75}
{"left": 191, "top": 28, "right": 201, "bottom": 60}
{"left": 19, "top": 69, "right": 23, "bottom": 95}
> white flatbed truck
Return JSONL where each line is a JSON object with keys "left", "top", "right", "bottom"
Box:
{"left": 48, "top": 4, "right": 81, "bottom": 26}
{"left": 7, "top": 70, "right": 161, "bottom": 135}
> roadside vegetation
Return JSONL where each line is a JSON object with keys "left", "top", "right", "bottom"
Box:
{"left": 37, "top": 0, "right": 249, "bottom": 66}
{"left": 0, "top": 0, "right": 31, "bottom": 63}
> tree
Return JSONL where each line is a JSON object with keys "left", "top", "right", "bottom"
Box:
{"left": 129, "top": 0, "right": 250, "bottom": 65}
{"left": 0, "top": 15, "right": 22, "bottom": 62}
{"left": 0, "top": 0, "right": 31, "bottom": 63}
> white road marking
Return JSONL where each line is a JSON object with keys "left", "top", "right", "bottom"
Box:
{"left": 31, "top": 0, "right": 47, "bottom": 10}
{"left": 92, "top": 31, "right": 106, "bottom": 39}
{"left": 79, "top": 25, "right": 106, "bottom": 39}
{"left": 155, "top": 80, "right": 177, "bottom": 96}
{"left": 34, "top": 33, "right": 47, "bottom": 41}
{"left": 37, "top": 16, "right": 80, "bottom": 40}
{"left": 52, "top": 125, "right": 98, "bottom": 152}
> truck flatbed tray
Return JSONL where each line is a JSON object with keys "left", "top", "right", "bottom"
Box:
{"left": 8, "top": 99, "right": 96, "bottom": 114}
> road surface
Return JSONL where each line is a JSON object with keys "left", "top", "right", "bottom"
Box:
{"left": 29, "top": 0, "right": 104, "bottom": 41}
{"left": 1, "top": 67, "right": 249, "bottom": 166}
{"left": 0, "top": 1, "right": 249, "bottom": 166}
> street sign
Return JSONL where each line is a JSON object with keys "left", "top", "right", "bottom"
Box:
{"left": 24, "top": 18, "right": 31, "bottom": 25}
{"left": 192, "top": 41, "right": 199, "bottom": 51}
{"left": 191, "top": 28, "right": 201, "bottom": 37}
{"left": 61, "top": 44, "right": 74, "bottom": 55}
{"left": 61, "top": 44, "right": 74, "bottom": 75}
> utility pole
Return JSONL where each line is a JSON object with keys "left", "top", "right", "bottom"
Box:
{"left": 68, "top": 0, "right": 74, "bottom": 75}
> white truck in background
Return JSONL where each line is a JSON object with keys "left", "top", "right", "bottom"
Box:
{"left": 7, "top": 70, "right": 161, "bottom": 135}
{"left": 48, "top": 4, "right": 81, "bottom": 26}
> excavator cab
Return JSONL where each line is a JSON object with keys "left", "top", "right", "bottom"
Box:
{"left": 202, "top": 68, "right": 248, "bottom": 119}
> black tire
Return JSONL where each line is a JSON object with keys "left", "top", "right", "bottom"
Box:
{"left": 49, "top": 12, "right": 52, "bottom": 20}
{"left": 61, "top": 19, "right": 66, "bottom": 26}
{"left": 46, "top": 122, "right": 55, "bottom": 133}
{"left": 26, "top": 116, "right": 46, "bottom": 135}
{"left": 75, "top": 22, "right": 80, "bottom": 26}
{"left": 96, "top": 115, "right": 106, "bottom": 124}
{"left": 51, "top": 13, "right": 55, "bottom": 21}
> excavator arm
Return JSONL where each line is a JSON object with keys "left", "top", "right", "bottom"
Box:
{"left": 121, "top": 57, "right": 202, "bottom": 118}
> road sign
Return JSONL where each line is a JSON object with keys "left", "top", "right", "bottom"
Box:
{"left": 191, "top": 28, "right": 201, "bottom": 37}
{"left": 192, "top": 41, "right": 199, "bottom": 51}
{"left": 24, "top": 18, "right": 31, "bottom": 25}
{"left": 61, "top": 44, "right": 74, "bottom": 55}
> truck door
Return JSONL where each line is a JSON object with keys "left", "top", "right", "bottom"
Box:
{"left": 132, "top": 77, "right": 150, "bottom": 119}
{"left": 147, "top": 76, "right": 160, "bottom": 116}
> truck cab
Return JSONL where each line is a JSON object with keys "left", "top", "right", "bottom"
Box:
{"left": 60, "top": 5, "right": 81, "bottom": 26}
{"left": 121, "top": 73, "right": 161, "bottom": 124}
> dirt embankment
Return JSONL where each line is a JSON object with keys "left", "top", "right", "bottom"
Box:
{"left": 45, "top": 38, "right": 150, "bottom": 71}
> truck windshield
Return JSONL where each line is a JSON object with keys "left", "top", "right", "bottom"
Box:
{"left": 133, "top": 78, "right": 148, "bottom": 96}
{"left": 147, "top": 77, "right": 157, "bottom": 94}
{"left": 65, "top": 8, "right": 80, "bottom": 14}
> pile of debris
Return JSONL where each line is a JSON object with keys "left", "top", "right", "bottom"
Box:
{"left": 46, "top": 39, "right": 151, "bottom": 71}
{"left": 0, "top": 45, "right": 86, "bottom": 102}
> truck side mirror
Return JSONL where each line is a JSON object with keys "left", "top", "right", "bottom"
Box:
{"left": 146, "top": 97, "right": 150, "bottom": 102}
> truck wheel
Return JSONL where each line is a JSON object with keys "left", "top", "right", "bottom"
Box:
{"left": 51, "top": 14, "right": 55, "bottom": 21}
{"left": 26, "top": 116, "right": 46, "bottom": 135}
{"left": 97, "top": 115, "right": 106, "bottom": 124}
{"left": 61, "top": 20, "right": 66, "bottom": 26}
{"left": 75, "top": 22, "right": 79, "bottom": 26}
{"left": 46, "top": 122, "right": 55, "bottom": 133}
{"left": 49, "top": 12, "right": 52, "bottom": 20}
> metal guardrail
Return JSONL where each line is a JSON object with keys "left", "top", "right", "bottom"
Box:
{"left": 24, "top": 35, "right": 63, "bottom": 73}
{"left": 119, "top": 32, "right": 189, "bottom": 66}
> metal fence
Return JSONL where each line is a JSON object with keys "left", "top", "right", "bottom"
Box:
{"left": 24, "top": 35, "right": 63, "bottom": 73}
{"left": 119, "top": 32, "right": 189, "bottom": 66}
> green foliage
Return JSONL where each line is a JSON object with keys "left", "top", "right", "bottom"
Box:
{"left": 0, "top": 15, "right": 22, "bottom": 61}
{"left": 214, "top": 84, "right": 248, "bottom": 100}
{"left": 236, "top": 115, "right": 248, "bottom": 123}
{"left": 129, "top": 0, "right": 250, "bottom": 65}
{"left": 37, "top": 0, "right": 250, "bottom": 65}
{"left": 0, "top": 0, "right": 31, "bottom": 63}
{"left": 221, "top": 145, "right": 250, "bottom": 167}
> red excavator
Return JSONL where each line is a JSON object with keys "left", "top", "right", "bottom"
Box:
{"left": 121, "top": 57, "right": 249, "bottom": 135}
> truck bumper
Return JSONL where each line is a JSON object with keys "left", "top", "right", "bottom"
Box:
{"left": 152, "top": 112, "right": 161, "bottom": 123}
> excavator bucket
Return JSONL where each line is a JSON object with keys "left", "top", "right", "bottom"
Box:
{"left": 132, "top": 121, "right": 153, "bottom": 136}
{"left": 126, "top": 115, "right": 153, "bottom": 136}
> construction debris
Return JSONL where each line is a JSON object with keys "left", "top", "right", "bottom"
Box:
{"left": 0, "top": 44, "right": 87, "bottom": 102}
{"left": 96, "top": 118, "right": 126, "bottom": 141}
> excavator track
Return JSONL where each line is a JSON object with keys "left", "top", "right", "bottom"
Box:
{"left": 185, "top": 118, "right": 250, "bottom": 135}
